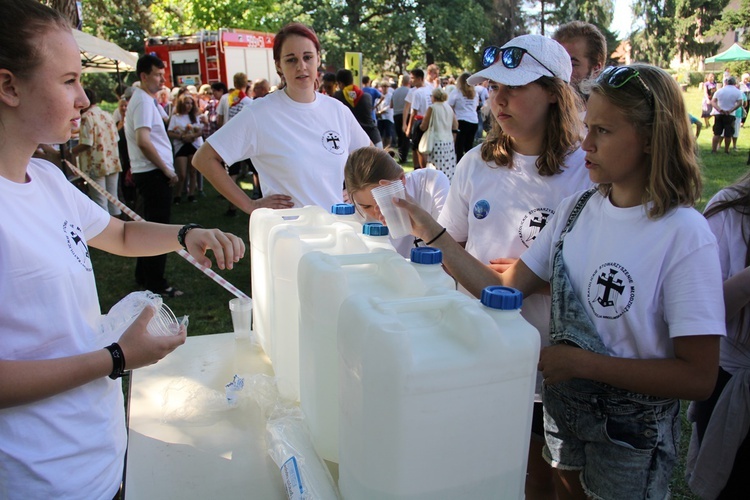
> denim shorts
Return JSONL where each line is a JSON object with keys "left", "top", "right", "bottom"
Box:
{"left": 542, "top": 379, "right": 680, "bottom": 500}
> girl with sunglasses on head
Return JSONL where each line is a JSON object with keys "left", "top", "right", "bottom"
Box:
{"left": 0, "top": 1, "right": 246, "bottom": 497}
{"left": 436, "top": 34, "right": 591, "bottom": 498}
{"left": 393, "top": 63, "right": 725, "bottom": 499}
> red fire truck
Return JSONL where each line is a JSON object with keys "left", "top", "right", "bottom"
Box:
{"left": 145, "top": 28, "right": 280, "bottom": 88}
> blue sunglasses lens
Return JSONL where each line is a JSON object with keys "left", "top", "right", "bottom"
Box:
{"left": 501, "top": 48, "right": 524, "bottom": 69}
{"left": 482, "top": 47, "right": 500, "bottom": 68}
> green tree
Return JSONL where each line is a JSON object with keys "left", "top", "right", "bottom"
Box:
{"left": 673, "top": 0, "right": 729, "bottom": 62}
{"left": 70, "top": 0, "right": 524, "bottom": 78}
{"left": 81, "top": 0, "right": 151, "bottom": 53}
{"left": 266, "top": 0, "right": 495, "bottom": 75}
{"left": 630, "top": 0, "right": 677, "bottom": 66}
{"left": 540, "top": 0, "right": 619, "bottom": 64}
{"left": 545, "top": 0, "right": 614, "bottom": 32}
{"left": 149, "top": 0, "right": 279, "bottom": 35}
{"left": 709, "top": 0, "right": 750, "bottom": 44}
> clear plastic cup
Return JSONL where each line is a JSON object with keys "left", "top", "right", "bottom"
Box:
{"left": 229, "top": 297, "right": 253, "bottom": 341}
{"left": 147, "top": 302, "right": 187, "bottom": 337}
{"left": 370, "top": 181, "right": 412, "bottom": 239}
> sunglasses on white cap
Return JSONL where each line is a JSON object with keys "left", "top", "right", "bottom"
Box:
{"left": 481, "top": 46, "right": 557, "bottom": 79}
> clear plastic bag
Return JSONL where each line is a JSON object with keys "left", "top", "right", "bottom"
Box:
{"left": 240, "top": 374, "right": 340, "bottom": 499}
{"left": 160, "top": 377, "right": 233, "bottom": 424}
{"left": 100, "top": 291, "right": 188, "bottom": 341}
{"left": 266, "top": 407, "right": 340, "bottom": 500}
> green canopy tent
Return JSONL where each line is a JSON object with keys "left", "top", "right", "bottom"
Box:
{"left": 705, "top": 43, "right": 750, "bottom": 63}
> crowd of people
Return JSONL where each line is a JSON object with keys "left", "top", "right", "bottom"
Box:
{"left": 2, "top": 0, "right": 749, "bottom": 498}
{"left": 701, "top": 71, "right": 749, "bottom": 154}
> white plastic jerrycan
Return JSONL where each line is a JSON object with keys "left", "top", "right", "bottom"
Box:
{"left": 298, "top": 250, "right": 426, "bottom": 463}
{"left": 249, "top": 206, "right": 334, "bottom": 358}
{"left": 337, "top": 287, "right": 540, "bottom": 500}
{"left": 331, "top": 203, "right": 364, "bottom": 232}
{"left": 360, "top": 222, "right": 395, "bottom": 252}
{"left": 408, "top": 247, "right": 456, "bottom": 292}
{"left": 269, "top": 222, "right": 368, "bottom": 401}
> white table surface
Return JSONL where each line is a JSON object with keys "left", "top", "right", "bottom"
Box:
{"left": 124, "top": 333, "right": 287, "bottom": 499}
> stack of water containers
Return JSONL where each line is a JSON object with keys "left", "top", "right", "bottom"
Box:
{"left": 249, "top": 205, "right": 540, "bottom": 499}
{"left": 250, "top": 205, "right": 367, "bottom": 400}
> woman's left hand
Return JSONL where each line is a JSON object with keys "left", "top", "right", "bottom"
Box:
{"left": 184, "top": 228, "right": 246, "bottom": 270}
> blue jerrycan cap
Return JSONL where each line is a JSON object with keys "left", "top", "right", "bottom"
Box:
{"left": 363, "top": 222, "right": 389, "bottom": 236}
{"left": 410, "top": 247, "right": 443, "bottom": 264}
{"left": 331, "top": 203, "right": 355, "bottom": 215}
{"left": 481, "top": 286, "right": 523, "bottom": 310}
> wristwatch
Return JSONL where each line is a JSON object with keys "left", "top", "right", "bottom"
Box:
{"left": 177, "top": 223, "right": 203, "bottom": 249}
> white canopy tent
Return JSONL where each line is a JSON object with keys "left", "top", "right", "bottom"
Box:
{"left": 71, "top": 29, "right": 138, "bottom": 73}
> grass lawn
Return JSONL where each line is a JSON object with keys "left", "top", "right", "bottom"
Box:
{"left": 92, "top": 85, "right": 746, "bottom": 497}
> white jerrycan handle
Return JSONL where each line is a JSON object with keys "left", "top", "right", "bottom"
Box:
{"left": 371, "top": 294, "right": 489, "bottom": 346}
{"left": 278, "top": 206, "right": 330, "bottom": 223}
{"left": 319, "top": 250, "right": 401, "bottom": 269}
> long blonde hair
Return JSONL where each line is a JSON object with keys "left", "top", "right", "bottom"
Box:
{"left": 457, "top": 72, "right": 475, "bottom": 99}
{"left": 589, "top": 64, "right": 701, "bottom": 219}
{"left": 480, "top": 76, "right": 582, "bottom": 176}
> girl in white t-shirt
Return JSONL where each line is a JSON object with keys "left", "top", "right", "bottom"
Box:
{"left": 167, "top": 93, "right": 203, "bottom": 203}
{"left": 394, "top": 64, "right": 725, "bottom": 500}
{"left": 194, "top": 23, "right": 370, "bottom": 216}
{"left": 687, "top": 173, "right": 750, "bottom": 498}
{"left": 437, "top": 34, "right": 590, "bottom": 498}
{"left": 0, "top": 2, "right": 245, "bottom": 497}
{"left": 344, "top": 146, "right": 449, "bottom": 257}
{"left": 447, "top": 72, "right": 479, "bottom": 162}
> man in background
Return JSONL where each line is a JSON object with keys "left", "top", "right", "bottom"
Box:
{"left": 362, "top": 76, "right": 383, "bottom": 122}
{"left": 553, "top": 21, "right": 607, "bottom": 94}
{"left": 334, "top": 69, "right": 382, "bottom": 148}
{"left": 404, "top": 68, "right": 431, "bottom": 169}
{"left": 392, "top": 74, "right": 411, "bottom": 163}
{"left": 125, "top": 54, "right": 182, "bottom": 296}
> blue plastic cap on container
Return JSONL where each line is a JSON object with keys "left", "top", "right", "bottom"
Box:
{"left": 331, "top": 203, "right": 355, "bottom": 215}
{"left": 410, "top": 247, "right": 443, "bottom": 265}
{"left": 481, "top": 286, "right": 523, "bottom": 310}
{"left": 363, "top": 222, "right": 389, "bottom": 236}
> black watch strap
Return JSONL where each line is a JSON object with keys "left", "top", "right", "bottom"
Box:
{"left": 178, "top": 223, "right": 203, "bottom": 249}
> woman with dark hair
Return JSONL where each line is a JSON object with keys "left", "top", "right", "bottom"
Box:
{"left": 167, "top": 93, "right": 202, "bottom": 203}
{"left": 193, "top": 22, "right": 371, "bottom": 215}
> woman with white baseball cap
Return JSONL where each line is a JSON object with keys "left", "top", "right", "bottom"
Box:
{"left": 436, "top": 33, "right": 592, "bottom": 499}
